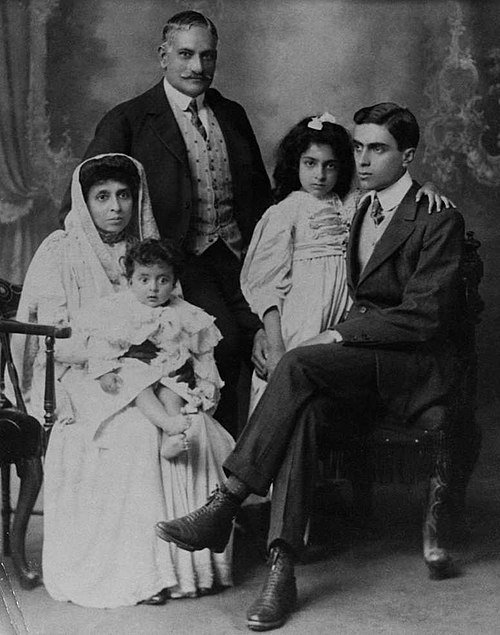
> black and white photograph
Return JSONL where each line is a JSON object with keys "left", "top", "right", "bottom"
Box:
{"left": 0, "top": 1, "right": 499, "bottom": 633}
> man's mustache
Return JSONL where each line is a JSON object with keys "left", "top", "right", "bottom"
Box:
{"left": 180, "top": 72, "right": 213, "bottom": 81}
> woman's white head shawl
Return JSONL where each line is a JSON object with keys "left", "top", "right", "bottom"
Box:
{"left": 65, "top": 153, "right": 160, "bottom": 286}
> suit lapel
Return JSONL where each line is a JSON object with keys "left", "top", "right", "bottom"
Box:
{"left": 146, "top": 81, "right": 189, "bottom": 166}
{"left": 357, "top": 186, "right": 418, "bottom": 285}
{"left": 346, "top": 195, "right": 369, "bottom": 289}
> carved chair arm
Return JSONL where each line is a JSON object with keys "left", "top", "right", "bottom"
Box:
{"left": 0, "top": 319, "right": 71, "bottom": 339}
{"left": 0, "top": 319, "right": 72, "bottom": 440}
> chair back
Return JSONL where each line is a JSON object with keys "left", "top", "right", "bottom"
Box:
{"left": 0, "top": 279, "right": 24, "bottom": 411}
{"left": 462, "top": 231, "right": 484, "bottom": 326}
{"left": 0, "top": 277, "right": 71, "bottom": 438}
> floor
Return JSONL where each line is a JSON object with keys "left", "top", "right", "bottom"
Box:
{"left": 2, "top": 402, "right": 500, "bottom": 635}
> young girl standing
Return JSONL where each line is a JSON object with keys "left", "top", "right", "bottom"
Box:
{"left": 241, "top": 114, "right": 357, "bottom": 410}
{"left": 241, "top": 114, "right": 449, "bottom": 411}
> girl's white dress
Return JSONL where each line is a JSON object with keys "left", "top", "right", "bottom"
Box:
{"left": 11, "top": 154, "right": 233, "bottom": 609}
{"left": 241, "top": 190, "right": 356, "bottom": 412}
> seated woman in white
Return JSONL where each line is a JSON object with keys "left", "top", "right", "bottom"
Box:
{"left": 12, "top": 154, "right": 233, "bottom": 608}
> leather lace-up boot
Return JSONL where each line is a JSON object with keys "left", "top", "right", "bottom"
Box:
{"left": 246, "top": 543, "right": 297, "bottom": 631}
{"left": 156, "top": 485, "right": 240, "bottom": 553}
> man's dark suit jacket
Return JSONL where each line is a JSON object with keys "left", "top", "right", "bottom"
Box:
{"left": 335, "top": 182, "right": 465, "bottom": 430}
{"left": 60, "top": 81, "right": 272, "bottom": 244}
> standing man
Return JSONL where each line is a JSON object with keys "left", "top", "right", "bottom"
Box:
{"left": 60, "top": 11, "right": 272, "bottom": 435}
{"left": 155, "top": 103, "right": 465, "bottom": 631}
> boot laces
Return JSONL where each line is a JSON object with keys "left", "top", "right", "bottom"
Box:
{"left": 206, "top": 484, "right": 223, "bottom": 503}
{"left": 175, "top": 486, "right": 228, "bottom": 528}
{"left": 206, "top": 484, "right": 239, "bottom": 508}
{"left": 256, "top": 551, "right": 295, "bottom": 609}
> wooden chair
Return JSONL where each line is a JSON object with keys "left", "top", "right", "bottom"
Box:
{"left": 0, "top": 278, "right": 71, "bottom": 588}
{"left": 317, "top": 231, "right": 483, "bottom": 579}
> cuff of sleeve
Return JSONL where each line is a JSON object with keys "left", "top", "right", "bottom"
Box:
{"left": 255, "top": 296, "right": 283, "bottom": 321}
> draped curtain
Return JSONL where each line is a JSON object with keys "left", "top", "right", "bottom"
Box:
{"left": 0, "top": 0, "right": 74, "bottom": 283}
{"left": 0, "top": 0, "right": 37, "bottom": 223}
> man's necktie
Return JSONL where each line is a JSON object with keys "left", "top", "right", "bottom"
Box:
{"left": 370, "top": 195, "right": 384, "bottom": 226}
{"left": 187, "top": 99, "right": 207, "bottom": 142}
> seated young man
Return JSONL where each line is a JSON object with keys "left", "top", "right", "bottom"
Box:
{"left": 155, "top": 103, "right": 465, "bottom": 631}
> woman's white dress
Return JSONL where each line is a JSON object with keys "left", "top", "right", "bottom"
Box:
{"left": 12, "top": 154, "right": 233, "bottom": 608}
{"left": 241, "top": 190, "right": 356, "bottom": 412}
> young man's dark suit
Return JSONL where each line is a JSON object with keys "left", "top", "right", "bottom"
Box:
{"left": 224, "top": 181, "right": 465, "bottom": 551}
{"left": 60, "top": 81, "right": 272, "bottom": 434}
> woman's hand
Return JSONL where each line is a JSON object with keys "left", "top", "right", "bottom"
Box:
{"left": 161, "top": 432, "right": 189, "bottom": 460}
{"left": 416, "top": 182, "right": 456, "bottom": 213}
{"left": 163, "top": 413, "right": 191, "bottom": 435}
{"left": 99, "top": 371, "right": 123, "bottom": 394}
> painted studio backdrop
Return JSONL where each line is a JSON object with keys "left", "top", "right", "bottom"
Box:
{"left": 1, "top": 0, "right": 499, "bottom": 404}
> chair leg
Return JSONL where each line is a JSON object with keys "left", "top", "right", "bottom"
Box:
{"left": 1, "top": 464, "right": 11, "bottom": 556}
{"left": 423, "top": 450, "right": 457, "bottom": 580}
{"left": 11, "top": 457, "right": 43, "bottom": 589}
{"left": 448, "top": 418, "right": 481, "bottom": 539}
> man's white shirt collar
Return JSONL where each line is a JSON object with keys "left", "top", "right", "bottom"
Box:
{"left": 163, "top": 78, "right": 205, "bottom": 112}
{"left": 360, "top": 171, "right": 413, "bottom": 211}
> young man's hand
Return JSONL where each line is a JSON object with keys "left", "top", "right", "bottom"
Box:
{"left": 416, "top": 182, "right": 456, "bottom": 213}
{"left": 300, "top": 330, "right": 343, "bottom": 347}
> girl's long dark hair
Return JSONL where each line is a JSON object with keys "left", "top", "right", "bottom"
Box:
{"left": 272, "top": 117, "right": 355, "bottom": 203}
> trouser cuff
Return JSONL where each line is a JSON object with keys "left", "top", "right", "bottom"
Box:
{"left": 223, "top": 451, "right": 272, "bottom": 497}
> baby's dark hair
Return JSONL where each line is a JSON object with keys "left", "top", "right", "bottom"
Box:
{"left": 123, "top": 238, "right": 184, "bottom": 282}
{"left": 79, "top": 155, "right": 140, "bottom": 204}
{"left": 272, "top": 116, "right": 355, "bottom": 202}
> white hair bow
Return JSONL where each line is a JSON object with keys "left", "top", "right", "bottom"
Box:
{"left": 307, "top": 112, "right": 337, "bottom": 130}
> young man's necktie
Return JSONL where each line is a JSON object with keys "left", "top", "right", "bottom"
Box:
{"left": 187, "top": 99, "right": 207, "bottom": 142}
{"left": 370, "top": 195, "right": 385, "bottom": 226}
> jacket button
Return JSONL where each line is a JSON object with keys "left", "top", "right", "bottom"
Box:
{"left": 359, "top": 306, "right": 367, "bottom": 314}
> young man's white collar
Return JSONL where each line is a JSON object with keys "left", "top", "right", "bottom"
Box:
{"left": 163, "top": 78, "right": 205, "bottom": 112}
{"left": 360, "top": 170, "right": 413, "bottom": 211}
